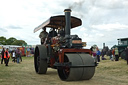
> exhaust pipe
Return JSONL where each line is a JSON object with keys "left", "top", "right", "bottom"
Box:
{"left": 64, "top": 9, "right": 72, "bottom": 48}
{"left": 64, "top": 9, "right": 71, "bottom": 37}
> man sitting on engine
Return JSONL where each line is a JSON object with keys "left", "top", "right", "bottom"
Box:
{"left": 39, "top": 27, "right": 48, "bottom": 44}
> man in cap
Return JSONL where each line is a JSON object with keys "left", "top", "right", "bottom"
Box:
{"left": 39, "top": 27, "right": 48, "bottom": 44}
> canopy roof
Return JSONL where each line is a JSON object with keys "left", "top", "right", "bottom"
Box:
{"left": 34, "top": 15, "right": 82, "bottom": 33}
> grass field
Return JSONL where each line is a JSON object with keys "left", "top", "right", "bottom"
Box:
{"left": 0, "top": 56, "right": 128, "bottom": 85}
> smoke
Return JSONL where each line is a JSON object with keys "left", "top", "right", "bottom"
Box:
{"left": 68, "top": 0, "right": 85, "bottom": 9}
{"left": 68, "top": 0, "right": 85, "bottom": 18}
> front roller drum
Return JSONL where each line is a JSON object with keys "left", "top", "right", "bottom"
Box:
{"left": 34, "top": 45, "right": 48, "bottom": 74}
{"left": 57, "top": 54, "right": 95, "bottom": 81}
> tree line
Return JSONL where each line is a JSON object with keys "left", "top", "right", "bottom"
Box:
{"left": 0, "top": 36, "right": 27, "bottom": 46}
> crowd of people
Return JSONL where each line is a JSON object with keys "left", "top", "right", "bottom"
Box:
{"left": 1, "top": 47, "right": 22, "bottom": 66}
{"left": 90, "top": 46, "right": 128, "bottom": 65}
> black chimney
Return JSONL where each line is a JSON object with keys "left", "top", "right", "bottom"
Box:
{"left": 64, "top": 9, "right": 71, "bottom": 37}
{"left": 103, "top": 43, "right": 105, "bottom": 48}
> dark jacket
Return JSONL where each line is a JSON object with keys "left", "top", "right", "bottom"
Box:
{"left": 16, "top": 49, "right": 20, "bottom": 57}
{"left": 1, "top": 49, "right": 5, "bottom": 58}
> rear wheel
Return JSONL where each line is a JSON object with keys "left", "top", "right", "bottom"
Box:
{"left": 57, "top": 53, "right": 95, "bottom": 81}
{"left": 34, "top": 45, "right": 48, "bottom": 74}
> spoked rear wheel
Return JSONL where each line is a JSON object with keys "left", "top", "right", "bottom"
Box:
{"left": 34, "top": 45, "right": 48, "bottom": 74}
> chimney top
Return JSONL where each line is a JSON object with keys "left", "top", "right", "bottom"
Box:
{"left": 64, "top": 9, "right": 71, "bottom": 12}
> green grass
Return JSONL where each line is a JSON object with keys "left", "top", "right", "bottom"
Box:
{"left": 94, "top": 56, "right": 128, "bottom": 85}
{"left": 0, "top": 56, "right": 128, "bottom": 85}
{"left": 0, "top": 57, "right": 35, "bottom": 85}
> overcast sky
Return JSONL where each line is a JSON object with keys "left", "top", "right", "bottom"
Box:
{"left": 0, "top": 0, "right": 128, "bottom": 49}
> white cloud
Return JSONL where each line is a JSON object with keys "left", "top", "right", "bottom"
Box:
{"left": 96, "top": 33, "right": 104, "bottom": 37}
{"left": 80, "top": 27, "right": 87, "bottom": 31}
{"left": 91, "top": 23, "right": 128, "bottom": 31}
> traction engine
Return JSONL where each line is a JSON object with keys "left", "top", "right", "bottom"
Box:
{"left": 34, "top": 9, "right": 97, "bottom": 81}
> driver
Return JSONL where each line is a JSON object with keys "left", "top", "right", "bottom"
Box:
{"left": 39, "top": 27, "right": 48, "bottom": 44}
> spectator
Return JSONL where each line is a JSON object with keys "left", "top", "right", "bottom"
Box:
{"left": 96, "top": 48, "right": 101, "bottom": 62}
{"left": 108, "top": 49, "right": 113, "bottom": 61}
{"left": 26, "top": 47, "right": 30, "bottom": 57}
{"left": 115, "top": 47, "right": 119, "bottom": 61}
{"left": 30, "top": 48, "right": 34, "bottom": 56}
{"left": 12, "top": 50, "right": 16, "bottom": 63}
{"left": 125, "top": 46, "right": 128, "bottom": 65}
{"left": 92, "top": 50, "right": 97, "bottom": 62}
{"left": 112, "top": 48, "right": 115, "bottom": 61}
{"left": 101, "top": 49, "right": 106, "bottom": 60}
{"left": 4, "top": 48, "right": 10, "bottom": 66}
{"left": 1, "top": 47, "right": 5, "bottom": 64}
{"left": 16, "top": 48, "right": 20, "bottom": 63}
{"left": 20, "top": 50, "right": 22, "bottom": 62}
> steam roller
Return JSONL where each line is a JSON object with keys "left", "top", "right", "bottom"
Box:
{"left": 34, "top": 9, "right": 97, "bottom": 81}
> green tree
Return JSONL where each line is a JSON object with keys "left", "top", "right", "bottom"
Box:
{"left": 0, "top": 36, "right": 7, "bottom": 45}
{"left": 6, "top": 37, "right": 17, "bottom": 45}
{"left": 12, "top": 40, "right": 27, "bottom": 46}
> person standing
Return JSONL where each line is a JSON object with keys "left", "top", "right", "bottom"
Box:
{"left": 4, "top": 48, "right": 10, "bottom": 66}
{"left": 115, "top": 47, "right": 119, "bottom": 61}
{"left": 12, "top": 50, "right": 16, "bottom": 63}
{"left": 101, "top": 49, "right": 106, "bottom": 60}
{"left": 1, "top": 47, "right": 5, "bottom": 64}
{"left": 26, "top": 47, "right": 30, "bottom": 57}
{"left": 96, "top": 48, "right": 101, "bottom": 62}
{"left": 16, "top": 48, "right": 20, "bottom": 63}
{"left": 112, "top": 48, "right": 115, "bottom": 60}
{"left": 125, "top": 46, "right": 128, "bottom": 65}
{"left": 108, "top": 49, "right": 113, "bottom": 61}
{"left": 92, "top": 50, "right": 97, "bottom": 62}
{"left": 19, "top": 50, "right": 22, "bottom": 62}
